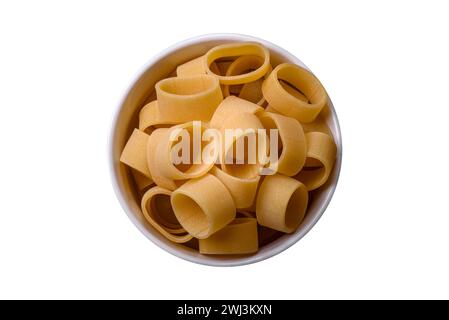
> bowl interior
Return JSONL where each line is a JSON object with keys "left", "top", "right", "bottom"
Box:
{"left": 110, "top": 34, "right": 342, "bottom": 266}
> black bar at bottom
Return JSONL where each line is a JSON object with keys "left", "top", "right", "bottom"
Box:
{"left": 0, "top": 299, "right": 444, "bottom": 318}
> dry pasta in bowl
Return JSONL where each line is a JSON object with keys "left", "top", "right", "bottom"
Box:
{"left": 111, "top": 35, "right": 341, "bottom": 265}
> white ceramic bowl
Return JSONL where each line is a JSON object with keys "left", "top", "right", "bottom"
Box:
{"left": 109, "top": 34, "right": 342, "bottom": 266}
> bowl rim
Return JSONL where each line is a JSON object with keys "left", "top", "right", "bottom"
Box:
{"left": 109, "top": 33, "right": 343, "bottom": 267}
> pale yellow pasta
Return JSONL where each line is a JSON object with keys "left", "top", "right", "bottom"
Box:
{"left": 294, "top": 132, "right": 337, "bottom": 190}
{"left": 301, "top": 116, "right": 333, "bottom": 167}
{"left": 266, "top": 98, "right": 331, "bottom": 137}
{"left": 171, "top": 174, "right": 236, "bottom": 239}
{"left": 258, "top": 111, "right": 306, "bottom": 176}
{"left": 120, "top": 129, "right": 152, "bottom": 178}
{"left": 239, "top": 175, "right": 265, "bottom": 213}
{"left": 205, "top": 42, "right": 271, "bottom": 85}
{"left": 226, "top": 55, "right": 264, "bottom": 76}
{"left": 176, "top": 55, "right": 221, "bottom": 77}
{"left": 222, "top": 55, "right": 266, "bottom": 97}
{"left": 265, "top": 96, "right": 332, "bottom": 135}
{"left": 219, "top": 112, "right": 266, "bottom": 179}
{"left": 199, "top": 218, "right": 258, "bottom": 254}
{"left": 117, "top": 41, "right": 338, "bottom": 252}
{"left": 139, "top": 100, "right": 180, "bottom": 133}
{"left": 141, "top": 186, "right": 193, "bottom": 243}
{"left": 146, "top": 128, "right": 179, "bottom": 190}
{"left": 262, "top": 63, "right": 327, "bottom": 123}
{"left": 238, "top": 78, "right": 264, "bottom": 105}
{"left": 155, "top": 121, "right": 216, "bottom": 181}
{"left": 210, "top": 96, "right": 263, "bottom": 129}
{"left": 256, "top": 174, "right": 308, "bottom": 233}
{"left": 220, "top": 111, "right": 264, "bottom": 132}
{"left": 210, "top": 166, "right": 260, "bottom": 209}
{"left": 215, "top": 60, "right": 240, "bottom": 93}
{"left": 156, "top": 75, "right": 223, "bottom": 122}
{"left": 279, "top": 80, "right": 309, "bottom": 103}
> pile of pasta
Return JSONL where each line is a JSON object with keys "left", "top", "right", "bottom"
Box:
{"left": 120, "top": 42, "right": 337, "bottom": 255}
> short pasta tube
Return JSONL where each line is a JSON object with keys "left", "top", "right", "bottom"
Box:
{"left": 155, "top": 121, "right": 217, "bottom": 180}
{"left": 256, "top": 174, "right": 308, "bottom": 233}
{"left": 294, "top": 132, "right": 337, "bottom": 190}
{"left": 171, "top": 174, "right": 236, "bottom": 239}
{"left": 204, "top": 42, "right": 270, "bottom": 85}
{"left": 262, "top": 63, "right": 327, "bottom": 123}
{"left": 141, "top": 186, "right": 193, "bottom": 243}
{"left": 258, "top": 111, "right": 307, "bottom": 176}
{"left": 146, "top": 128, "right": 179, "bottom": 190}
{"left": 156, "top": 75, "right": 223, "bottom": 122}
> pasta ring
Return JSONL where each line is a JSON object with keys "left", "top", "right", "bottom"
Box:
{"left": 141, "top": 186, "right": 193, "bottom": 243}
{"left": 155, "top": 121, "right": 216, "bottom": 180}
{"left": 256, "top": 174, "right": 308, "bottom": 233}
{"left": 294, "top": 132, "right": 337, "bottom": 190}
{"left": 222, "top": 55, "right": 266, "bottom": 97}
{"left": 262, "top": 63, "right": 327, "bottom": 123}
{"left": 199, "top": 218, "right": 258, "bottom": 254}
{"left": 139, "top": 100, "right": 180, "bottom": 133}
{"left": 210, "top": 166, "right": 260, "bottom": 209}
{"left": 171, "top": 174, "right": 236, "bottom": 239}
{"left": 119, "top": 128, "right": 152, "bottom": 178}
{"left": 301, "top": 116, "right": 332, "bottom": 167}
{"left": 146, "top": 128, "right": 180, "bottom": 190}
{"left": 258, "top": 111, "right": 307, "bottom": 176}
{"left": 204, "top": 42, "right": 271, "bottom": 85}
{"left": 156, "top": 75, "right": 223, "bottom": 122}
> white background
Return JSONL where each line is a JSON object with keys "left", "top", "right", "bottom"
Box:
{"left": 1, "top": 0, "right": 448, "bottom": 300}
